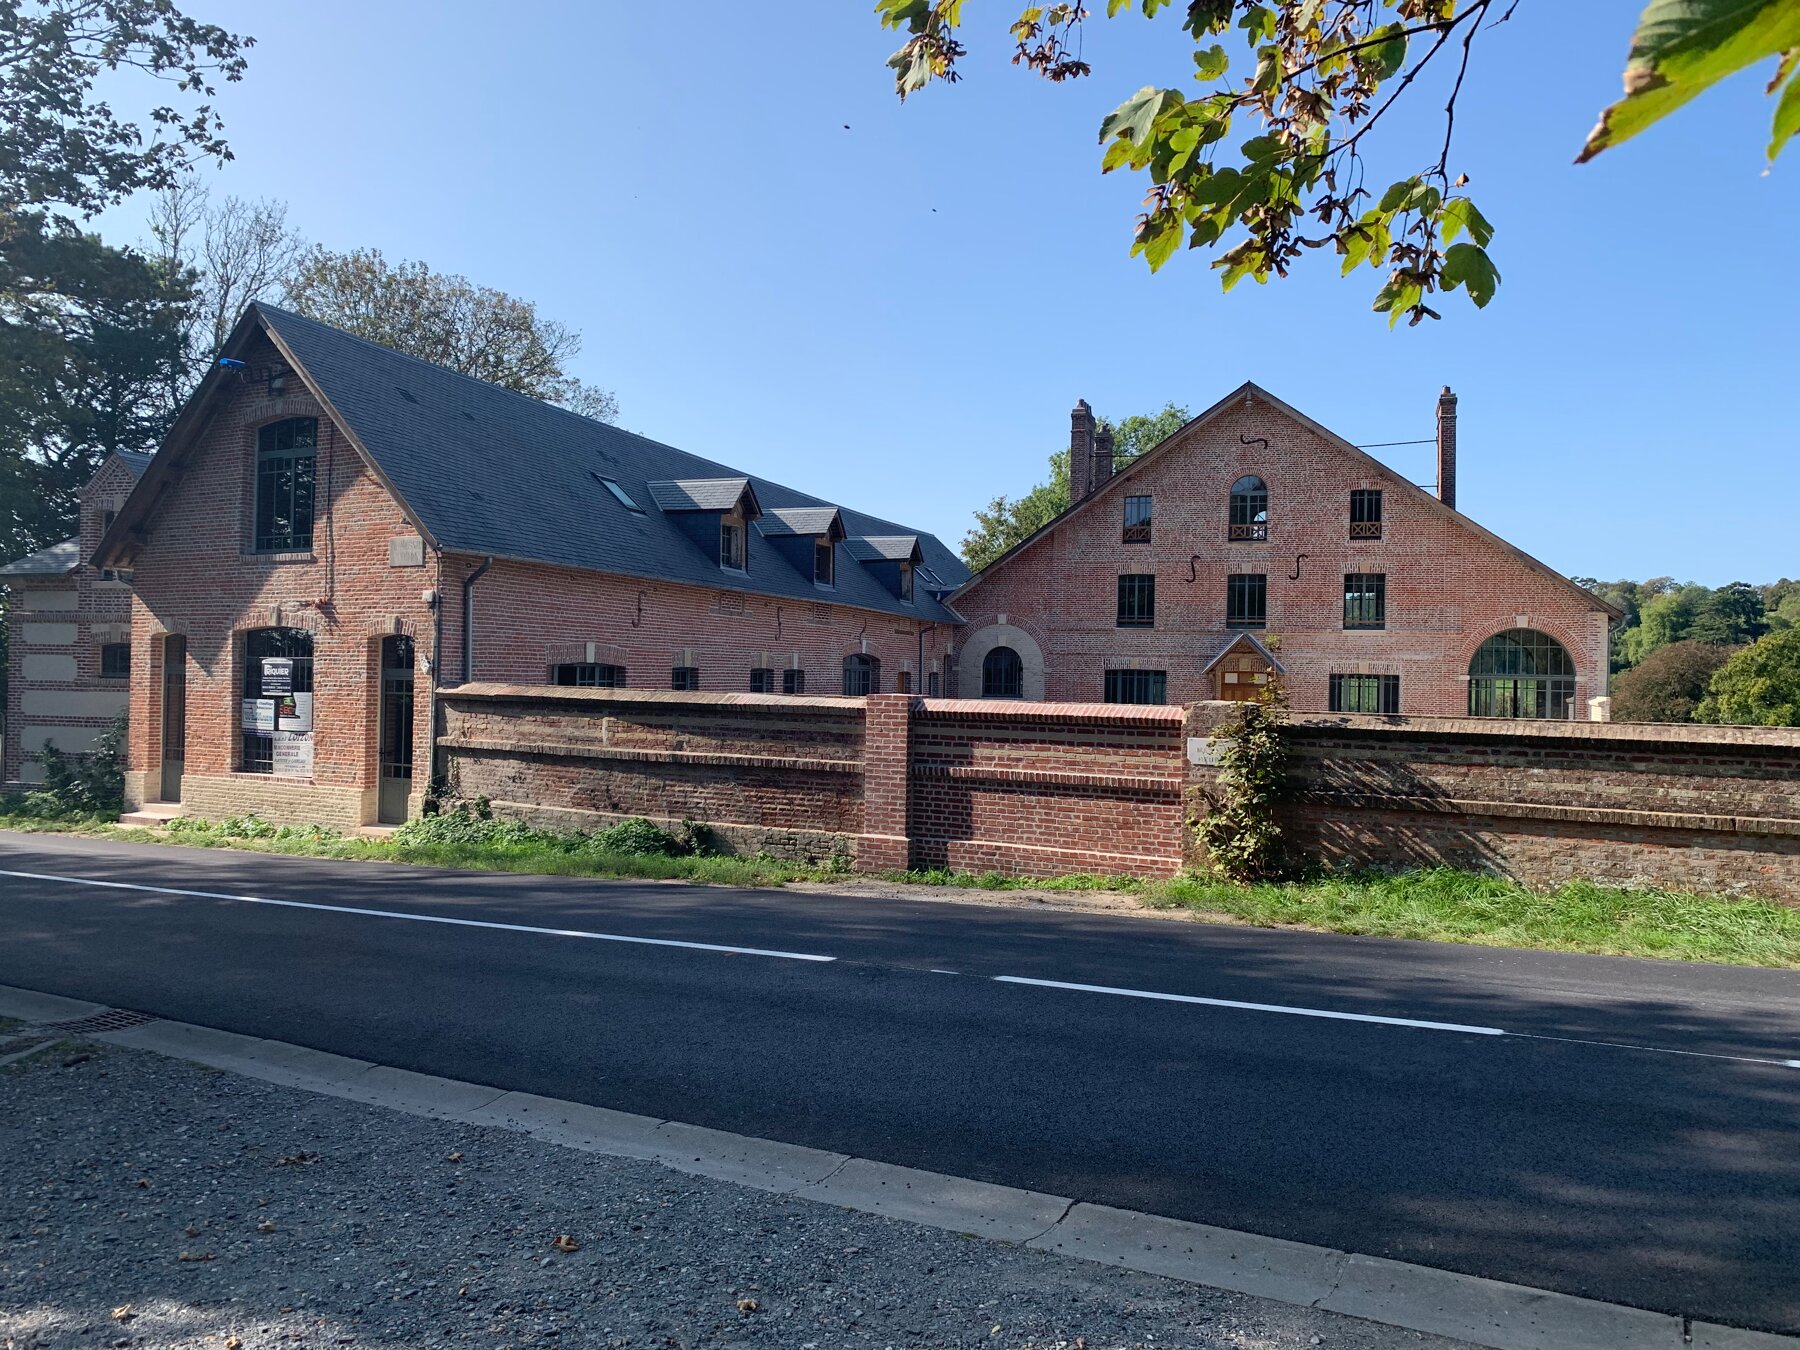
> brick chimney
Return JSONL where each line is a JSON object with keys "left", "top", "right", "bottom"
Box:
{"left": 1436, "top": 386, "right": 1458, "bottom": 511}
{"left": 1069, "top": 399, "right": 1096, "bottom": 502}
{"left": 1093, "top": 421, "right": 1116, "bottom": 495}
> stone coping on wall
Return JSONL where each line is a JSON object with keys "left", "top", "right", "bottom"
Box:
{"left": 438, "top": 735, "right": 861, "bottom": 775}
{"left": 916, "top": 698, "right": 1186, "bottom": 726}
{"left": 1281, "top": 710, "right": 1800, "bottom": 750}
{"left": 439, "top": 682, "right": 867, "bottom": 713}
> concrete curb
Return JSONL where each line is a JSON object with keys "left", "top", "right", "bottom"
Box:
{"left": 1, "top": 984, "right": 1791, "bottom": 1350}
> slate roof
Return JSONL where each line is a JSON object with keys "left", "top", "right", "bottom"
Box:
{"left": 645, "top": 477, "right": 755, "bottom": 513}
{"left": 759, "top": 506, "right": 842, "bottom": 538}
{"left": 204, "top": 305, "right": 968, "bottom": 623}
{"left": 116, "top": 450, "right": 154, "bottom": 477}
{"left": 0, "top": 536, "right": 80, "bottom": 578}
{"left": 845, "top": 535, "right": 921, "bottom": 563}
{"left": 1197, "top": 632, "right": 1286, "bottom": 675}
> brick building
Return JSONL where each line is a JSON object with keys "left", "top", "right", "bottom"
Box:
{"left": 1, "top": 451, "right": 152, "bottom": 786}
{"left": 96, "top": 304, "right": 966, "bottom": 828}
{"left": 947, "top": 383, "right": 1619, "bottom": 717}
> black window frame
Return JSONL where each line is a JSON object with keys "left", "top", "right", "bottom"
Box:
{"left": 981, "top": 646, "right": 1024, "bottom": 699}
{"left": 1104, "top": 669, "right": 1168, "bottom": 705}
{"left": 1343, "top": 573, "right": 1387, "bottom": 630}
{"left": 898, "top": 562, "right": 915, "bottom": 603}
{"left": 241, "top": 627, "right": 314, "bottom": 775}
{"left": 1122, "top": 495, "right": 1153, "bottom": 543}
{"left": 1116, "top": 573, "right": 1156, "bottom": 628}
{"left": 814, "top": 539, "right": 835, "bottom": 586}
{"left": 719, "top": 518, "right": 746, "bottom": 571}
{"left": 99, "top": 642, "right": 131, "bottom": 679}
{"left": 843, "top": 653, "right": 880, "bottom": 696}
{"left": 782, "top": 668, "right": 806, "bottom": 695}
{"left": 1350, "top": 489, "right": 1383, "bottom": 540}
{"left": 554, "top": 662, "right": 625, "bottom": 687}
{"left": 926, "top": 671, "right": 940, "bottom": 697}
{"left": 1468, "top": 628, "right": 1578, "bottom": 720}
{"left": 1329, "top": 673, "right": 1400, "bottom": 715}
{"left": 1226, "top": 573, "right": 1267, "bottom": 629}
{"left": 1228, "top": 475, "right": 1269, "bottom": 542}
{"left": 750, "top": 667, "right": 775, "bottom": 693}
{"left": 253, "top": 417, "right": 318, "bottom": 553}
{"left": 671, "top": 665, "right": 700, "bottom": 690}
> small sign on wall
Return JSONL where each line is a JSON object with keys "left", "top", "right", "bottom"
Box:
{"left": 272, "top": 731, "right": 313, "bottom": 777}
{"left": 277, "top": 691, "right": 312, "bottom": 732}
{"left": 261, "top": 657, "right": 293, "bottom": 695}
{"left": 241, "top": 698, "right": 275, "bottom": 732}
{"left": 1187, "top": 737, "right": 1222, "bottom": 766}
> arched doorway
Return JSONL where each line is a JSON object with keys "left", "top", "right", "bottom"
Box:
{"left": 1468, "top": 629, "right": 1576, "bottom": 719}
{"left": 981, "top": 646, "right": 1024, "bottom": 698}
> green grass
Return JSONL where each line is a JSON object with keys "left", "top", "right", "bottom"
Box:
{"left": 3, "top": 811, "right": 1797, "bottom": 968}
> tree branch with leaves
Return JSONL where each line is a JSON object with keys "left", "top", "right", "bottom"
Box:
{"left": 876, "top": 1, "right": 1800, "bottom": 325}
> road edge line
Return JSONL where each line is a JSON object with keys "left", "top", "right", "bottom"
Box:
{"left": 0, "top": 985, "right": 1791, "bottom": 1350}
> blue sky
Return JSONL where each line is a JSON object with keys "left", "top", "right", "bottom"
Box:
{"left": 100, "top": 3, "right": 1798, "bottom": 585}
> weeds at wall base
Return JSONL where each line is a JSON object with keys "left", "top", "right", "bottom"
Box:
{"left": 2, "top": 811, "right": 1798, "bottom": 969}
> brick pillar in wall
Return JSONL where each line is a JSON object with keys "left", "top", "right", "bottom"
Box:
{"left": 859, "top": 693, "right": 915, "bottom": 872}
{"left": 1179, "top": 700, "right": 1237, "bottom": 872}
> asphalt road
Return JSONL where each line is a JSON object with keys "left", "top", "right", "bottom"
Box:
{"left": 3, "top": 831, "right": 1798, "bottom": 1334}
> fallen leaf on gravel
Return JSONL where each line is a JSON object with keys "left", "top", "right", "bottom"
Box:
{"left": 448, "top": 1151, "right": 463, "bottom": 1163}
{"left": 736, "top": 1298, "right": 759, "bottom": 1314}
{"left": 110, "top": 1306, "right": 134, "bottom": 1322}
{"left": 551, "top": 1234, "right": 580, "bottom": 1253}
{"left": 185, "top": 1225, "right": 201, "bottom": 1238}
{"left": 255, "top": 1196, "right": 270, "bottom": 1206}
{"left": 62, "top": 1053, "right": 90, "bottom": 1067}
{"left": 178, "top": 1250, "right": 216, "bottom": 1262}
{"left": 457, "top": 1285, "right": 469, "bottom": 1297}
{"left": 226, "top": 1336, "right": 243, "bottom": 1349}
{"left": 275, "top": 1151, "right": 320, "bottom": 1166}
{"left": 135, "top": 1178, "right": 151, "bottom": 1189}
{"left": 257, "top": 1221, "right": 276, "bottom": 1234}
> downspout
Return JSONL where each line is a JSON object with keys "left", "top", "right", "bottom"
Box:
{"left": 462, "top": 556, "right": 494, "bottom": 684}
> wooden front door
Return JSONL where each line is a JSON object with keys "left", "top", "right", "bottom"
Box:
{"left": 1216, "top": 651, "right": 1274, "bottom": 701}
{"left": 159, "top": 634, "right": 186, "bottom": 801}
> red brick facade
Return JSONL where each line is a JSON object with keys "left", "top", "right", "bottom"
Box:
{"left": 950, "top": 386, "right": 1614, "bottom": 717}
{"left": 2, "top": 455, "right": 142, "bottom": 786}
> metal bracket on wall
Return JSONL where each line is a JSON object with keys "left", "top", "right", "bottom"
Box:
{"left": 1240, "top": 433, "right": 1269, "bottom": 450}
{"left": 632, "top": 590, "right": 645, "bottom": 628}
{"left": 1187, "top": 555, "right": 1203, "bottom": 584}
{"left": 1290, "top": 553, "right": 1308, "bottom": 581}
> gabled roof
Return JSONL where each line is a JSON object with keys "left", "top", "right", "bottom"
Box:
{"left": 759, "top": 506, "right": 844, "bottom": 539}
{"left": 645, "top": 477, "right": 758, "bottom": 514}
{"left": 846, "top": 535, "right": 922, "bottom": 563}
{"left": 0, "top": 536, "right": 79, "bottom": 578}
{"left": 116, "top": 450, "right": 153, "bottom": 478}
{"left": 101, "top": 304, "right": 967, "bottom": 623}
{"left": 1198, "top": 631, "right": 1287, "bottom": 675}
{"left": 955, "top": 380, "right": 1623, "bottom": 622}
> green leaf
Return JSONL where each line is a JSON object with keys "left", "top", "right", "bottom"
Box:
{"left": 1192, "top": 43, "right": 1229, "bottom": 80}
{"left": 1440, "top": 196, "right": 1495, "bottom": 247}
{"left": 1099, "top": 86, "right": 1179, "bottom": 146}
{"left": 1373, "top": 273, "right": 1422, "bottom": 329}
{"left": 1772, "top": 61, "right": 1800, "bottom": 156}
{"left": 1441, "top": 242, "right": 1501, "bottom": 307}
{"left": 1135, "top": 212, "right": 1184, "bottom": 271}
{"left": 1377, "top": 177, "right": 1419, "bottom": 212}
{"left": 1237, "top": 4, "right": 1276, "bottom": 44}
{"left": 1364, "top": 22, "right": 1408, "bottom": 80}
{"left": 1579, "top": 0, "right": 1800, "bottom": 162}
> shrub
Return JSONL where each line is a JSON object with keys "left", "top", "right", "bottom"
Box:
{"left": 593, "top": 816, "right": 686, "bottom": 857}
{"left": 1191, "top": 690, "right": 1290, "bottom": 883}
{"left": 1697, "top": 629, "right": 1800, "bottom": 727}
{"left": 1610, "top": 640, "right": 1736, "bottom": 723}
{"left": 28, "top": 715, "right": 126, "bottom": 816}
{"left": 392, "top": 807, "right": 544, "bottom": 848}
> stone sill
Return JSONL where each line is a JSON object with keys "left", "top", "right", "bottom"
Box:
{"left": 238, "top": 550, "right": 316, "bottom": 565}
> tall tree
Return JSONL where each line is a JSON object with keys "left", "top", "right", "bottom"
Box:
{"left": 147, "top": 178, "right": 306, "bottom": 406}
{"left": 1687, "top": 581, "right": 1768, "bottom": 647}
{"left": 1699, "top": 630, "right": 1800, "bottom": 728}
{"left": 874, "top": 2, "right": 1800, "bottom": 323}
{"left": 283, "top": 248, "right": 619, "bottom": 423}
{"left": 1610, "top": 640, "right": 1736, "bottom": 724}
{"left": 960, "top": 402, "right": 1190, "bottom": 569}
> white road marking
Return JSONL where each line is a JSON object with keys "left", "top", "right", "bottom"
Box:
{"left": 993, "top": 974, "right": 1506, "bottom": 1035}
{"left": 0, "top": 869, "right": 836, "bottom": 963}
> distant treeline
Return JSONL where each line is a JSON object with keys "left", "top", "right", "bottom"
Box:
{"left": 1572, "top": 578, "right": 1800, "bottom": 727}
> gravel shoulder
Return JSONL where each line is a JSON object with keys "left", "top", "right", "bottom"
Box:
{"left": 1, "top": 1038, "right": 1468, "bottom": 1350}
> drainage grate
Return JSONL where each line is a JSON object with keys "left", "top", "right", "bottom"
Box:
{"left": 39, "top": 1008, "right": 158, "bottom": 1035}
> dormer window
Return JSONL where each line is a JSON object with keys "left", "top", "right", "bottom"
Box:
{"left": 720, "top": 516, "right": 746, "bottom": 570}
{"left": 899, "top": 561, "right": 914, "bottom": 602}
{"left": 815, "top": 540, "right": 834, "bottom": 586}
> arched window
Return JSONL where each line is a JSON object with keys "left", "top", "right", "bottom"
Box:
{"left": 1229, "top": 475, "right": 1268, "bottom": 541}
{"left": 843, "top": 653, "right": 880, "bottom": 696}
{"left": 242, "top": 627, "right": 314, "bottom": 774}
{"left": 255, "top": 417, "right": 317, "bottom": 552}
{"left": 981, "top": 646, "right": 1024, "bottom": 699}
{"left": 1468, "top": 629, "right": 1577, "bottom": 719}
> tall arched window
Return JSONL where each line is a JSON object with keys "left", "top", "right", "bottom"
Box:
{"left": 255, "top": 417, "right": 317, "bottom": 552}
{"left": 982, "top": 646, "right": 1024, "bottom": 699}
{"left": 843, "top": 653, "right": 880, "bottom": 696}
{"left": 242, "top": 627, "right": 314, "bottom": 774}
{"left": 1468, "top": 629, "right": 1577, "bottom": 719}
{"left": 1229, "top": 475, "right": 1268, "bottom": 541}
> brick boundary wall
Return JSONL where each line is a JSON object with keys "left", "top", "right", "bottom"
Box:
{"left": 432, "top": 687, "right": 1800, "bottom": 901}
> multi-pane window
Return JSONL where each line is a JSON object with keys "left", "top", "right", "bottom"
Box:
{"left": 982, "top": 646, "right": 1024, "bottom": 698}
{"left": 100, "top": 643, "right": 131, "bottom": 679}
{"left": 671, "top": 666, "right": 700, "bottom": 690}
{"left": 843, "top": 653, "right": 879, "bottom": 696}
{"left": 1343, "top": 573, "right": 1387, "bottom": 629}
{"left": 1350, "top": 489, "right": 1383, "bottom": 539}
{"left": 719, "top": 519, "right": 746, "bottom": 570}
{"left": 1116, "top": 574, "right": 1156, "bottom": 627}
{"left": 555, "top": 662, "right": 625, "bottom": 687}
{"left": 255, "top": 418, "right": 317, "bottom": 552}
{"left": 898, "top": 562, "right": 915, "bottom": 602}
{"left": 814, "top": 540, "right": 834, "bottom": 585}
{"left": 1229, "top": 475, "right": 1269, "bottom": 541}
{"left": 1468, "top": 629, "right": 1577, "bottom": 720}
{"left": 782, "top": 668, "right": 806, "bottom": 695}
{"left": 241, "top": 628, "right": 313, "bottom": 774}
{"left": 1330, "top": 673, "right": 1400, "bottom": 715}
{"left": 1122, "top": 495, "right": 1153, "bottom": 542}
{"left": 750, "top": 667, "right": 775, "bottom": 693}
{"left": 1226, "top": 573, "right": 1266, "bottom": 628}
{"left": 1104, "top": 669, "right": 1168, "bottom": 704}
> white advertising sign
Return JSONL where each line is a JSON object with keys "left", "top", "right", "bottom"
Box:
{"left": 241, "top": 698, "right": 275, "bottom": 732}
{"left": 277, "top": 691, "right": 313, "bottom": 732}
{"left": 261, "top": 656, "right": 294, "bottom": 695}
{"left": 271, "top": 731, "right": 314, "bottom": 778}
